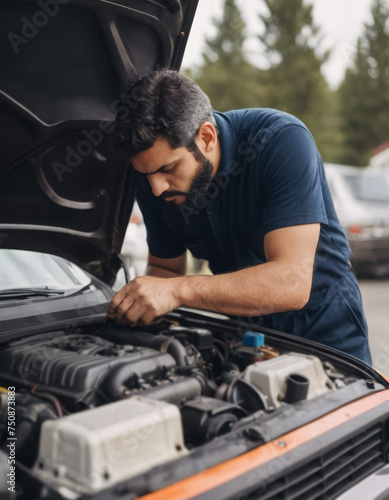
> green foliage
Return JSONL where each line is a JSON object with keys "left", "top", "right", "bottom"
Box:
{"left": 258, "top": 0, "right": 339, "bottom": 161}
{"left": 186, "top": 0, "right": 268, "bottom": 111}
{"left": 186, "top": 0, "right": 389, "bottom": 165}
{"left": 259, "top": 0, "right": 324, "bottom": 67}
{"left": 204, "top": 0, "right": 245, "bottom": 67}
{"left": 338, "top": 0, "right": 389, "bottom": 166}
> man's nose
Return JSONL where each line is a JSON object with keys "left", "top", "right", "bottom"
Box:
{"left": 148, "top": 175, "right": 169, "bottom": 197}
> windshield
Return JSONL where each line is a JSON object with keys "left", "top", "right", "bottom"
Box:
{"left": 343, "top": 173, "right": 389, "bottom": 203}
{"left": 0, "top": 250, "right": 91, "bottom": 291}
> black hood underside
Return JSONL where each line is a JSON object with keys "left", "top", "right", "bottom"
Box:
{"left": 0, "top": 0, "right": 198, "bottom": 283}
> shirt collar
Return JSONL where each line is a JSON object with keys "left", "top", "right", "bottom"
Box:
{"left": 213, "top": 111, "right": 240, "bottom": 175}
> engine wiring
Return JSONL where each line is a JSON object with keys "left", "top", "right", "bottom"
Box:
{"left": 31, "top": 386, "right": 63, "bottom": 418}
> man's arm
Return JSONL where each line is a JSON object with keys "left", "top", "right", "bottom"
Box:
{"left": 147, "top": 252, "right": 187, "bottom": 278}
{"left": 108, "top": 223, "right": 320, "bottom": 325}
{"left": 178, "top": 223, "right": 319, "bottom": 315}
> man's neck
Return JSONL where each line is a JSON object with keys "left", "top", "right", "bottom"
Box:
{"left": 211, "top": 135, "right": 222, "bottom": 178}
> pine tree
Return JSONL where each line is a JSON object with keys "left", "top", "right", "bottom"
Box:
{"left": 205, "top": 0, "right": 245, "bottom": 67}
{"left": 258, "top": 0, "right": 339, "bottom": 161}
{"left": 186, "top": 0, "right": 267, "bottom": 111}
{"left": 339, "top": 0, "right": 389, "bottom": 166}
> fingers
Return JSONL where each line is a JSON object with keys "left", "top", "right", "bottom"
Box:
{"left": 120, "top": 299, "right": 146, "bottom": 325}
{"left": 107, "top": 283, "right": 154, "bottom": 326}
{"left": 115, "top": 296, "right": 135, "bottom": 322}
{"left": 106, "top": 276, "right": 172, "bottom": 327}
{"left": 115, "top": 301, "right": 155, "bottom": 326}
{"left": 107, "top": 287, "right": 128, "bottom": 316}
{"left": 136, "top": 309, "right": 157, "bottom": 326}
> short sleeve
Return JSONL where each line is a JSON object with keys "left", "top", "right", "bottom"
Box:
{"left": 134, "top": 173, "right": 186, "bottom": 258}
{"left": 259, "top": 124, "right": 328, "bottom": 234}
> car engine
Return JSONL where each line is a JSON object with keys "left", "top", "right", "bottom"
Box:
{"left": 0, "top": 319, "right": 359, "bottom": 497}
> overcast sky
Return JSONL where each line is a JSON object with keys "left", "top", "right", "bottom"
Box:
{"left": 182, "top": 0, "right": 376, "bottom": 89}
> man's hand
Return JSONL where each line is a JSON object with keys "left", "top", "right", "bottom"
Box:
{"left": 107, "top": 276, "right": 183, "bottom": 326}
{"left": 107, "top": 224, "right": 320, "bottom": 324}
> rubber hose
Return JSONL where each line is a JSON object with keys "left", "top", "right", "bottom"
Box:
{"left": 101, "top": 328, "right": 188, "bottom": 367}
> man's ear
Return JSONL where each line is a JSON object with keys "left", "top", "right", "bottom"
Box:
{"left": 195, "top": 121, "right": 218, "bottom": 153}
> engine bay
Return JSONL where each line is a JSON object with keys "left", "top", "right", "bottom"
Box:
{"left": 0, "top": 317, "right": 373, "bottom": 497}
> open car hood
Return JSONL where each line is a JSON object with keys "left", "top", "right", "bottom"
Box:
{"left": 0, "top": 0, "right": 198, "bottom": 284}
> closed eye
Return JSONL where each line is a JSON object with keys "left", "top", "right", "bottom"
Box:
{"left": 160, "top": 164, "right": 176, "bottom": 174}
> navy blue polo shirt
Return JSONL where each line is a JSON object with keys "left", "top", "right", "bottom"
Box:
{"left": 134, "top": 109, "right": 371, "bottom": 364}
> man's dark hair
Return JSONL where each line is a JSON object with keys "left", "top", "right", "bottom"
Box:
{"left": 110, "top": 69, "right": 217, "bottom": 158}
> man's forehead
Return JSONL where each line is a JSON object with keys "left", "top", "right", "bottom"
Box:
{"left": 131, "top": 137, "right": 181, "bottom": 174}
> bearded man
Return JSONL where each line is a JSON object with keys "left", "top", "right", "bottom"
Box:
{"left": 107, "top": 69, "right": 371, "bottom": 364}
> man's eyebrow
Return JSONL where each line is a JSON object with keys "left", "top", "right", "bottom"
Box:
{"left": 135, "top": 163, "right": 173, "bottom": 176}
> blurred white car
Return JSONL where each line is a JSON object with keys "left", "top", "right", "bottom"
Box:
{"left": 120, "top": 201, "right": 207, "bottom": 277}
{"left": 120, "top": 201, "right": 148, "bottom": 277}
{"left": 325, "top": 163, "right": 389, "bottom": 276}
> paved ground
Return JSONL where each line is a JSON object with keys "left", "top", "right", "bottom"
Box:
{"left": 359, "top": 279, "right": 389, "bottom": 374}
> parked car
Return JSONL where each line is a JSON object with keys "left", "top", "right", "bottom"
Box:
{"left": 120, "top": 202, "right": 205, "bottom": 278}
{"left": 325, "top": 163, "right": 389, "bottom": 277}
{"left": 120, "top": 201, "right": 148, "bottom": 278}
{"left": 1, "top": 2, "right": 389, "bottom": 500}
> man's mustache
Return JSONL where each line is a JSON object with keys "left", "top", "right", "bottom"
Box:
{"left": 160, "top": 190, "right": 188, "bottom": 199}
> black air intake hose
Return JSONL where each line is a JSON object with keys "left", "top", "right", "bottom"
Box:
{"left": 141, "top": 377, "right": 203, "bottom": 405}
{"left": 99, "top": 352, "right": 176, "bottom": 401}
{"left": 148, "top": 335, "right": 188, "bottom": 367}
{"left": 100, "top": 328, "right": 188, "bottom": 367}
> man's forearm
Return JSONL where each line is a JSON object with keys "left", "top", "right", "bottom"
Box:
{"left": 175, "top": 261, "right": 312, "bottom": 317}
{"left": 146, "top": 251, "right": 187, "bottom": 278}
{"left": 109, "top": 226, "right": 318, "bottom": 325}
{"left": 147, "top": 264, "right": 184, "bottom": 279}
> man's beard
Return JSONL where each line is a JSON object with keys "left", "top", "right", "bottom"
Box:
{"left": 162, "top": 148, "right": 214, "bottom": 213}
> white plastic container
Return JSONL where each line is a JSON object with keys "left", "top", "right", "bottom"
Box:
{"left": 33, "top": 396, "right": 187, "bottom": 495}
{"left": 243, "top": 353, "right": 334, "bottom": 410}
